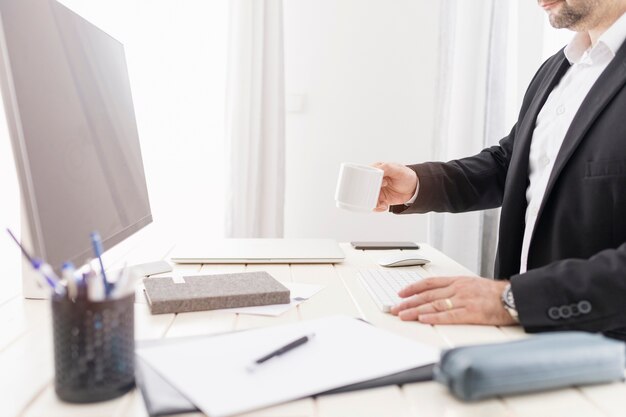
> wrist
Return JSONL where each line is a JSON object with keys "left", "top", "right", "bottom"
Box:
{"left": 403, "top": 174, "right": 420, "bottom": 206}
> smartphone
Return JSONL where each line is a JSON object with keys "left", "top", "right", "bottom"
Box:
{"left": 350, "top": 241, "right": 420, "bottom": 250}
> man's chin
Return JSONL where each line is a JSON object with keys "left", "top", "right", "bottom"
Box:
{"left": 548, "top": 15, "right": 566, "bottom": 29}
{"left": 543, "top": 0, "right": 566, "bottom": 27}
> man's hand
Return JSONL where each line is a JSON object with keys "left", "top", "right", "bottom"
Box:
{"left": 372, "top": 162, "right": 418, "bottom": 212}
{"left": 390, "top": 276, "right": 516, "bottom": 326}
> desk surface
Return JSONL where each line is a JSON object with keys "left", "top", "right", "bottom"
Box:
{"left": 2, "top": 242, "right": 626, "bottom": 417}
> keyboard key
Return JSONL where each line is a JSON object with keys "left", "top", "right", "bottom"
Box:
{"left": 358, "top": 269, "right": 424, "bottom": 312}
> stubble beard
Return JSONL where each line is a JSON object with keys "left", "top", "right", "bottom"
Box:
{"left": 548, "top": 1, "right": 598, "bottom": 30}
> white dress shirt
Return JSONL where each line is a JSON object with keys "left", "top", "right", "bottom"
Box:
{"left": 519, "top": 12, "right": 626, "bottom": 273}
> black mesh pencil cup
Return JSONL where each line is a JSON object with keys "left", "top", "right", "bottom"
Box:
{"left": 52, "top": 293, "right": 135, "bottom": 403}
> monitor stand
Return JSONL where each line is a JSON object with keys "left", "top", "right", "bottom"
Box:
{"left": 127, "top": 260, "right": 172, "bottom": 278}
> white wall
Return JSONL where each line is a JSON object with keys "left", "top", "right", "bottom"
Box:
{"left": 283, "top": 0, "right": 440, "bottom": 242}
{"left": 281, "top": 1, "right": 565, "bottom": 270}
{"left": 64, "top": 0, "right": 230, "bottom": 242}
{"left": 3, "top": 0, "right": 229, "bottom": 240}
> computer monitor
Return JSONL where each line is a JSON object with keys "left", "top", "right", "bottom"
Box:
{"left": 0, "top": 0, "right": 170, "bottom": 298}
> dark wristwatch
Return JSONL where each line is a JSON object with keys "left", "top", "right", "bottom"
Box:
{"left": 501, "top": 283, "right": 519, "bottom": 323}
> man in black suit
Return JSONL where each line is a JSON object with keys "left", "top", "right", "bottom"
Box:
{"left": 376, "top": 0, "right": 626, "bottom": 339}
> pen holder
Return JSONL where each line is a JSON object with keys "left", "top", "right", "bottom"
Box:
{"left": 51, "top": 293, "right": 135, "bottom": 403}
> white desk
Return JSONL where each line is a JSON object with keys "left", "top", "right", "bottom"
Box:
{"left": 2, "top": 242, "right": 626, "bottom": 417}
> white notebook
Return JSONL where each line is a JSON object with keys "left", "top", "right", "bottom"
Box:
{"left": 136, "top": 316, "right": 439, "bottom": 417}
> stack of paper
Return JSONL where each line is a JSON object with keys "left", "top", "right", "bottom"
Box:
{"left": 220, "top": 282, "right": 324, "bottom": 316}
{"left": 136, "top": 315, "right": 439, "bottom": 417}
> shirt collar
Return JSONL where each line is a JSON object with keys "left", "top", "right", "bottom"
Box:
{"left": 564, "top": 10, "right": 626, "bottom": 65}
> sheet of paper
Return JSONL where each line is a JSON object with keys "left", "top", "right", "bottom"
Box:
{"left": 221, "top": 283, "right": 323, "bottom": 316}
{"left": 136, "top": 315, "right": 439, "bottom": 417}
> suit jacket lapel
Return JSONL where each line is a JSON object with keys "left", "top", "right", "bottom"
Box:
{"left": 496, "top": 53, "right": 570, "bottom": 278}
{"left": 538, "top": 42, "right": 626, "bottom": 220}
{"left": 508, "top": 54, "right": 571, "bottom": 181}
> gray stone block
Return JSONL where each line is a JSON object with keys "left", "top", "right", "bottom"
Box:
{"left": 143, "top": 271, "right": 290, "bottom": 314}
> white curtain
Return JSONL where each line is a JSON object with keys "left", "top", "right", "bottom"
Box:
{"left": 225, "top": 0, "right": 286, "bottom": 238}
{"left": 430, "top": 0, "right": 511, "bottom": 276}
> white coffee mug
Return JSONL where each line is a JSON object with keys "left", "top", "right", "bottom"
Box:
{"left": 335, "top": 163, "right": 384, "bottom": 212}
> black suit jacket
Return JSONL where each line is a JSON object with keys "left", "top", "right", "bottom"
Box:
{"left": 392, "top": 41, "right": 626, "bottom": 339}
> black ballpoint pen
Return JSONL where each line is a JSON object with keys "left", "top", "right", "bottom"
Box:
{"left": 247, "top": 333, "right": 316, "bottom": 372}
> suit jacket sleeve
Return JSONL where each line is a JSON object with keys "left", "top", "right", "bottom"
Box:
{"left": 390, "top": 143, "right": 510, "bottom": 215}
{"left": 390, "top": 125, "right": 515, "bottom": 215}
{"left": 511, "top": 244, "right": 626, "bottom": 335}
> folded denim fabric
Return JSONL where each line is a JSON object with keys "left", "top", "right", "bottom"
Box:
{"left": 434, "top": 332, "right": 625, "bottom": 401}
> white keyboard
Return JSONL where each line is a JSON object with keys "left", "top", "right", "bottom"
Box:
{"left": 358, "top": 269, "right": 425, "bottom": 312}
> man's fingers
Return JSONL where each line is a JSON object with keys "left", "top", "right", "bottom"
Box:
{"left": 372, "top": 161, "right": 389, "bottom": 174}
{"left": 376, "top": 190, "right": 388, "bottom": 211}
{"left": 376, "top": 188, "right": 393, "bottom": 211}
{"left": 417, "top": 309, "right": 468, "bottom": 325}
{"left": 398, "top": 276, "right": 458, "bottom": 298}
{"left": 392, "top": 276, "right": 514, "bottom": 326}
{"left": 398, "top": 297, "right": 460, "bottom": 320}
{"left": 390, "top": 288, "right": 454, "bottom": 315}
{"left": 397, "top": 307, "right": 421, "bottom": 321}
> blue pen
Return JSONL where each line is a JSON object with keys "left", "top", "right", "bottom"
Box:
{"left": 32, "top": 259, "right": 66, "bottom": 296}
{"left": 90, "top": 231, "right": 109, "bottom": 296}
{"left": 7, "top": 228, "right": 65, "bottom": 296}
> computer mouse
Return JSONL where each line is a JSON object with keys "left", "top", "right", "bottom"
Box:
{"left": 377, "top": 254, "right": 431, "bottom": 268}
